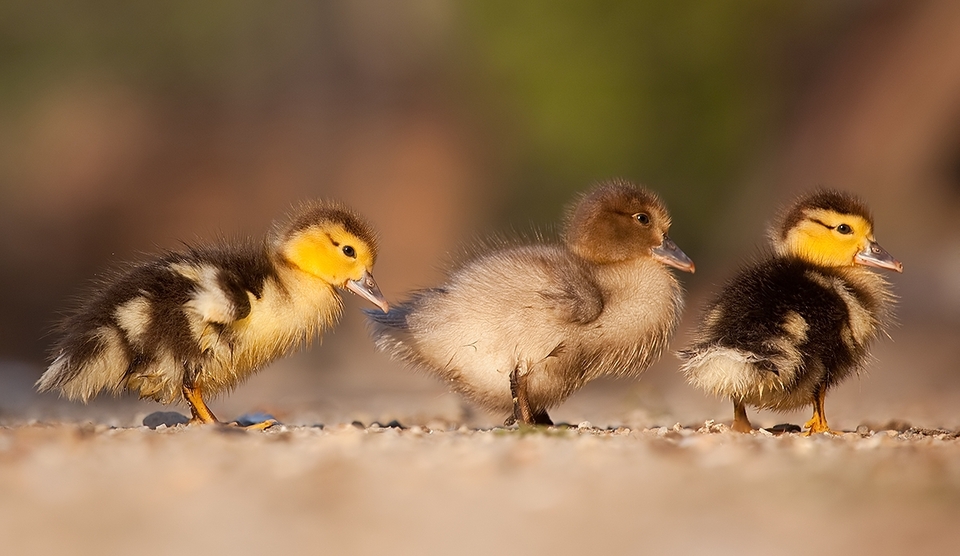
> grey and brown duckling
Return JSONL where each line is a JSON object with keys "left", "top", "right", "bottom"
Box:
{"left": 679, "top": 190, "right": 902, "bottom": 434}
{"left": 37, "top": 201, "right": 388, "bottom": 428}
{"left": 366, "top": 179, "right": 695, "bottom": 426}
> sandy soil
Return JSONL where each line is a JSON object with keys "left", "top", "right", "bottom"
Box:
{"left": 2, "top": 322, "right": 959, "bottom": 556}
{"left": 1, "top": 421, "right": 959, "bottom": 556}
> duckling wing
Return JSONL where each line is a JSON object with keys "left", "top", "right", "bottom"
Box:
{"left": 441, "top": 245, "right": 604, "bottom": 328}
{"left": 686, "top": 260, "right": 839, "bottom": 357}
{"left": 533, "top": 259, "right": 604, "bottom": 325}
{"left": 176, "top": 245, "right": 272, "bottom": 325}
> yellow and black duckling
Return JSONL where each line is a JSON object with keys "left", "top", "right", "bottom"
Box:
{"left": 680, "top": 190, "right": 902, "bottom": 434}
{"left": 367, "top": 180, "right": 694, "bottom": 426}
{"left": 37, "top": 201, "right": 388, "bottom": 428}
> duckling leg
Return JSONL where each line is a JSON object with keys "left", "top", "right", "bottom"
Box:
{"left": 182, "top": 382, "right": 279, "bottom": 429}
{"left": 506, "top": 363, "right": 552, "bottom": 426}
{"left": 508, "top": 364, "right": 534, "bottom": 425}
{"left": 803, "top": 387, "right": 836, "bottom": 435}
{"left": 731, "top": 400, "right": 754, "bottom": 433}
{"left": 182, "top": 382, "right": 219, "bottom": 425}
{"left": 182, "top": 364, "right": 276, "bottom": 429}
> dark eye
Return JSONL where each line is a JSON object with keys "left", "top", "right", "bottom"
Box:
{"left": 836, "top": 224, "right": 852, "bottom": 235}
{"left": 342, "top": 245, "right": 356, "bottom": 258}
{"left": 634, "top": 213, "right": 650, "bottom": 225}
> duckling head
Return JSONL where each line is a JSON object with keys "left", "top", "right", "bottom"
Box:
{"left": 272, "top": 201, "right": 389, "bottom": 312}
{"left": 564, "top": 179, "right": 695, "bottom": 272}
{"left": 772, "top": 190, "right": 902, "bottom": 272}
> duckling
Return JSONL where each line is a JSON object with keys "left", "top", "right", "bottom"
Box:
{"left": 366, "top": 180, "right": 694, "bottom": 426}
{"left": 679, "top": 190, "right": 901, "bottom": 434}
{"left": 37, "top": 200, "right": 388, "bottom": 428}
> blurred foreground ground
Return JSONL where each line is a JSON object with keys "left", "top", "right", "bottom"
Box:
{"left": 2, "top": 320, "right": 959, "bottom": 556}
{"left": 2, "top": 418, "right": 958, "bottom": 556}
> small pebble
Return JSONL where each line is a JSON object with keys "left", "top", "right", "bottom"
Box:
{"left": 142, "top": 411, "right": 190, "bottom": 429}
{"left": 763, "top": 423, "right": 802, "bottom": 435}
{"left": 697, "top": 420, "right": 725, "bottom": 434}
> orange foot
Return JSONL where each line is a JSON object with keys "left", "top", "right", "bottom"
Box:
{"left": 803, "top": 388, "right": 841, "bottom": 436}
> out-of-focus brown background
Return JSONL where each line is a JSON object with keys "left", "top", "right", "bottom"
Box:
{"left": 1, "top": 0, "right": 959, "bottom": 429}
{"left": 3, "top": 4, "right": 960, "bottom": 556}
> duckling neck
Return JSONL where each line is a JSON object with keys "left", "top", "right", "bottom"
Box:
{"left": 272, "top": 258, "right": 344, "bottom": 328}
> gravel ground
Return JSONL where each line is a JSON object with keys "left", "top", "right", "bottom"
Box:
{"left": 1, "top": 419, "right": 959, "bottom": 556}
{"left": 2, "top": 323, "right": 959, "bottom": 556}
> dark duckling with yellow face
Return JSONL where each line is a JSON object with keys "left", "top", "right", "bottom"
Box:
{"left": 37, "top": 201, "right": 388, "bottom": 428}
{"left": 680, "top": 190, "right": 902, "bottom": 434}
{"left": 367, "top": 180, "right": 694, "bottom": 426}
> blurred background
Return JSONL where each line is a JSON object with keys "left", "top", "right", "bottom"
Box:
{"left": 2, "top": 0, "right": 959, "bottom": 428}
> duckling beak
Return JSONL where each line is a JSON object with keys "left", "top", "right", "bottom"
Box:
{"left": 652, "top": 235, "right": 695, "bottom": 273}
{"left": 345, "top": 270, "right": 390, "bottom": 312}
{"left": 855, "top": 240, "right": 903, "bottom": 273}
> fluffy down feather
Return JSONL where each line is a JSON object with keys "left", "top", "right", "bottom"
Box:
{"left": 368, "top": 179, "right": 693, "bottom": 425}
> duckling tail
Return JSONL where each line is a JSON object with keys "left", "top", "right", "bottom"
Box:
{"left": 679, "top": 346, "right": 778, "bottom": 401}
{"left": 363, "top": 305, "right": 411, "bottom": 330}
{"left": 364, "top": 288, "right": 447, "bottom": 331}
{"left": 37, "top": 326, "right": 129, "bottom": 402}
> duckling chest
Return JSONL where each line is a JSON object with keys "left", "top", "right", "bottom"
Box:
{"left": 259, "top": 278, "right": 338, "bottom": 331}
{"left": 566, "top": 260, "right": 682, "bottom": 379}
{"left": 590, "top": 260, "right": 683, "bottom": 340}
{"left": 801, "top": 267, "right": 887, "bottom": 350}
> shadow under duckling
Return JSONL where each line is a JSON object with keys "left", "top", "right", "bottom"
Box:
{"left": 37, "top": 201, "right": 389, "bottom": 428}
{"left": 680, "top": 190, "right": 902, "bottom": 434}
{"left": 367, "top": 179, "right": 694, "bottom": 426}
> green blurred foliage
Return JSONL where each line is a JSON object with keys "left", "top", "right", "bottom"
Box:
{"left": 0, "top": 0, "right": 921, "bottom": 362}
{"left": 459, "top": 0, "right": 861, "bottom": 250}
{"left": 0, "top": 2, "right": 323, "bottom": 99}
{"left": 0, "top": 0, "right": 867, "bottom": 246}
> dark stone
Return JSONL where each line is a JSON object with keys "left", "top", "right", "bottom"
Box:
{"left": 143, "top": 411, "right": 190, "bottom": 429}
{"left": 764, "top": 423, "right": 802, "bottom": 435}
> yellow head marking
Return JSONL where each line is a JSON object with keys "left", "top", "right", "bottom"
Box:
{"left": 282, "top": 222, "right": 375, "bottom": 286}
{"left": 780, "top": 209, "right": 874, "bottom": 268}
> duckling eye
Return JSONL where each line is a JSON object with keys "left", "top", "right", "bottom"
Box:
{"left": 342, "top": 245, "right": 356, "bottom": 258}
{"left": 836, "top": 224, "right": 852, "bottom": 235}
{"left": 634, "top": 213, "right": 650, "bottom": 225}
